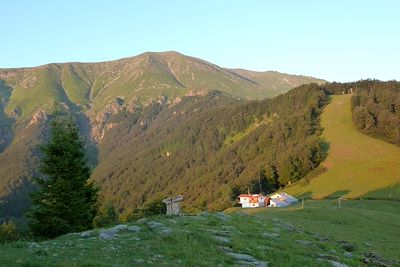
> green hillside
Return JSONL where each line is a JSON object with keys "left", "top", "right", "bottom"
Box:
{"left": 1, "top": 54, "right": 399, "bottom": 222}
{"left": 3, "top": 78, "right": 400, "bottom": 220}
{"left": 1, "top": 200, "right": 399, "bottom": 266}
{"left": 286, "top": 94, "right": 400, "bottom": 199}
{"left": 0, "top": 51, "right": 325, "bottom": 121}
{"left": 0, "top": 51, "right": 325, "bottom": 218}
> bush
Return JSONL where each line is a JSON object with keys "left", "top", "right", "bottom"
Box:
{"left": 93, "top": 201, "right": 118, "bottom": 228}
{"left": 0, "top": 220, "right": 19, "bottom": 243}
{"left": 118, "top": 208, "right": 145, "bottom": 223}
{"left": 143, "top": 199, "right": 167, "bottom": 216}
{"left": 118, "top": 199, "right": 166, "bottom": 223}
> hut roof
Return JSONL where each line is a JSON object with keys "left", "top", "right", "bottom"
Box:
{"left": 162, "top": 195, "right": 184, "bottom": 204}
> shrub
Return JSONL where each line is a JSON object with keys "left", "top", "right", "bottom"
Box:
{"left": 143, "top": 199, "right": 167, "bottom": 216}
{"left": 93, "top": 201, "right": 118, "bottom": 228}
{"left": 0, "top": 220, "right": 19, "bottom": 243}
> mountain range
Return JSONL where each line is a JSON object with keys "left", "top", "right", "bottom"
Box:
{"left": 0, "top": 51, "right": 324, "bottom": 217}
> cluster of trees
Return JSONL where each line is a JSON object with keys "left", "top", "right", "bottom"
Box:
{"left": 350, "top": 80, "right": 400, "bottom": 146}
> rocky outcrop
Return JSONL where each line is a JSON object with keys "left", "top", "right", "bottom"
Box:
{"left": 88, "top": 95, "right": 173, "bottom": 143}
{"left": 88, "top": 97, "right": 126, "bottom": 142}
{"left": 185, "top": 89, "right": 208, "bottom": 97}
{"left": 143, "top": 95, "right": 168, "bottom": 107}
{"left": 0, "top": 71, "right": 17, "bottom": 81}
{"left": 168, "top": 96, "right": 182, "bottom": 106}
{"left": 27, "top": 110, "right": 47, "bottom": 127}
{"left": 20, "top": 75, "right": 38, "bottom": 89}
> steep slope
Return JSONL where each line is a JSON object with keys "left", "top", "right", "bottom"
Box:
{"left": 0, "top": 51, "right": 324, "bottom": 142}
{"left": 286, "top": 94, "right": 400, "bottom": 199}
{"left": 0, "top": 52, "right": 325, "bottom": 218}
{"left": 92, "top": 86, "right": 328, "bottom": 212}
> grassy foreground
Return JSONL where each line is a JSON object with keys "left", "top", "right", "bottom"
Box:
{"left": 287, "top": 94, "right": 400, "bottom": 199}
{"left": 1, "top": 200, "right": 399, "bottom": 266}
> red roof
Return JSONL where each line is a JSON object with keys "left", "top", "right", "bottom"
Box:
{"left": 238, "top": 194, "right": 264, "bottom": 198}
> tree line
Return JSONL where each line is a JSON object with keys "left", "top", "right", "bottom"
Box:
{"left": 350, "top": 80, "right": 400, "bottom": 145}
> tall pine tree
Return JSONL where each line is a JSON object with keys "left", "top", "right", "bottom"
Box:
{"left": 28, "top": 117, "right": 98, "bottom": 238}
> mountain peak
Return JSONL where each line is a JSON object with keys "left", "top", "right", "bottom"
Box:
{"left": 0, "top": 52, "right": 325, "bottom": 124}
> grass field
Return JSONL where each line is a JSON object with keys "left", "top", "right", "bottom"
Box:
{"left": 1, "top": 200, "right": 399, "bottom": 266}
{"left": 286, "top": 94, "right": 400, "bottom": 200}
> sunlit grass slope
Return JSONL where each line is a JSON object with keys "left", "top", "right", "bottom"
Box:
{"left": 286, "top": 94, "right": 400, "bottom": 199}
{"left": 236, "top": 200, "right": 400, "bottom": 262}
{"left": 1, "top": 200, "right": 398, "bottom": 266}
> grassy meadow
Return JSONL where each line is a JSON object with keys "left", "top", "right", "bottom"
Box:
{"left": 1, "top": 200, "right": 399, "bottom": 266}
{"left": 286, "top": 94, "right": 400, "bottom": 200}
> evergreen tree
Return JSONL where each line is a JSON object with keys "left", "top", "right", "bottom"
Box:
{"left": 28, "top": 117, "right": 98, "bottom": 238}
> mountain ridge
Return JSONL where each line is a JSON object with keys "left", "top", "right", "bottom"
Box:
{"left": 0, "top": 51, "right": 325, "bottom": 138}
{"left": 0, "top": 51, "right": 325, "bottom": 218}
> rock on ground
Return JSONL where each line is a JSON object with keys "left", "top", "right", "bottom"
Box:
{"left": 207, "top": 229, "right": 231, "bottom": 236}
{"left": 127, "top": 225, "right": 141, "bottom": 232}
{"left": 317, "top": 258, "right": 349, "bottom": 267}
{"left": 214, "top": 212, "right": 231, "bottom": 221}
{"left": 99, "top": 231, "right": 116, "bottom": 240}
{"left": 107, "top": 224, "right": 128, "bottom": 233}
{"left": 99, "top": 224, "right": 128, "bottom": 240}
{"left": 226, "top": 252, "right": 268, "bottom": 267}
{"left": 213, "top": 235, "right": 230, "bottom": 244}
{"left": 80, "top": 230, "right": 93, "bottom": 238}
{"left": 343, "top": 252, "right": 353, "bottom": 258}
{"left": 147, "top": 221, "right": 165, "bottom": 228}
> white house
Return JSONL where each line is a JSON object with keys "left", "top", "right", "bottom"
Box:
{"left": 269, "top": 198, "right": 289, "bottom": 207}
{"left": 268, "top": 192, "right": 298, "bottom": 207}
{"left": 238, "top": 191, "right": 297, "bottom": 208}
{"left": 238, "top": 193, "right": 267, "bottom": 208}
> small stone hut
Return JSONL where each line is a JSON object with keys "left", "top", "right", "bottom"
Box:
{"left": 162, "top": 195, "right": 183, "bottom": 215}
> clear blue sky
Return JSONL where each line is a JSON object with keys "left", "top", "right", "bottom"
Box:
{"left": 1, "top": 0, "right": 399, "bottom": 82}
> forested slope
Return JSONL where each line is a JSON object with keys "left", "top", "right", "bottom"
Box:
{"left": 93, "top": 85, "right": 329, "bottom": 212}
{"left": 351, "top": 80, "right": 400, "bottom": 145}
{"left": 0, "top": 52, "right": 324, "bottom": 219}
